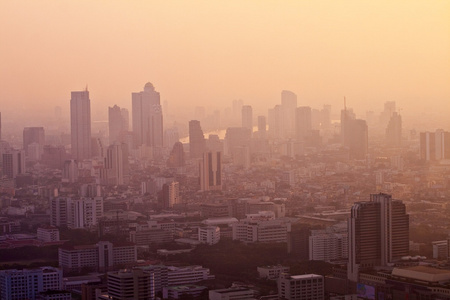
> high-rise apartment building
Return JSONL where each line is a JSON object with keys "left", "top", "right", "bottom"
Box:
{"left": 241, "top": 105, "right": 253, "bottom": 131}
{"left": 348, "top": 193, "right": 409, "bottom": 282}
{"left": 132, "top": 82, "right": 163, "bottom": 149}
{"left": 189, "top": 120, "right": 206, "bottom": 159}
{"left": 199, "top": 151, "right": 222, "bottom": 191}
{"left": 50, "top": 197, "right": 103, "bottom": 229}
{"left": 257, "top": 115, "right": 266, "bottom": 139}
{"left": 70, "top": 90, "right": 92, "bottom": 161}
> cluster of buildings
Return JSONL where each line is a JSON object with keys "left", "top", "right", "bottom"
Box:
{"left": 1, "top": 86, "right": 450, "bottom": 299}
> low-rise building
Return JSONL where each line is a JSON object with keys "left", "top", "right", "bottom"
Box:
{"left": 257, "top": 265, "right": 290, "bottom": 280}
{"left": 58, "top": 241, "right": 136, "bottom": 273}
{"left": 198, "top": 226, "right": 220, "bottom": 245}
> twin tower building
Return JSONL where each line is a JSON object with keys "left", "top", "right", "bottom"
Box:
{"left": 70, "top": 82, "right": 163, "bottom": 162}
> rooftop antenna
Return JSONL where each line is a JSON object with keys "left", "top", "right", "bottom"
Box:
{"left": 344, "top": 96, "right": 347, "bottom": 111}
{"left": 85, "top": 84, "right": 88, "bottom": 92}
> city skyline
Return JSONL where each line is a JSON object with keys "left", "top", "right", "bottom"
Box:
{"left": 0, "top": 1, "right": 449, "bottom": 121}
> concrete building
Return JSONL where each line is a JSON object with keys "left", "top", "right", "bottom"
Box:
{"left": 0, "top": 267, "right": 63, "bottom": 300}
{"left": 66, "top": 197, "right": 103, "bottom": 229}
{"left": 70, "top": 90, "right": 92, "bottom": 161}
{"left": 198, "top": 226, "right": 220, "bottom": 245}
{"left": 58, "top": 241, "right": 137, "bottom": 273}
{"left": 106, "top": 268, "right": 153, "bottom": 300}
{"left": 309, "top": 224, "right": 348, "bottom": 262}
{"left": 348, "top": 193, "right": 409, "bottom": 282}
{"left": 278, "top": 274, "right": 324, "bottom": 300}
{"left": 257, "top": 265, "right": 290, "bottom": 280}
{"left": 37, "top": 226, "right": 60, "bottom": 242}
{"left": 232, "top": 218, "right": 291, "bottom": 243}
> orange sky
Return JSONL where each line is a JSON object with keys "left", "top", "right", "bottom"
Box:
{"left": 0, "top": 0, "right": 449, "bottom": 120}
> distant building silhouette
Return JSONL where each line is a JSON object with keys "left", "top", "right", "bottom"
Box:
{"left": 70, "top": 90, "right": 92, "bottom": 161}
{"left": 241, "top": 105, "right": 253, "bottom": 131}
{"left": 281, "top": 90, "right": 297, "bottom": 138}
{"left": 23, "top": 127, "right": 45, "bottom": 161}
{"left": 189, "top": 120, "right": 206, "bottom": 159}
{"left": 296, "top": 106, "right": 312, "bottom": 141}
{"left": 108, "top": 105, "right": 129, "bottom": 145}
{"left": 167, "top": 141, "right": 185, "bottom": 168}
{"left": 386, "top": 112, "right": 402, "bottom": 147}
{"left": 257, "top": 115, "right": 266, "bottom": 139}
{"left": 132, "top": 82, "right": 163, "bottom": 149}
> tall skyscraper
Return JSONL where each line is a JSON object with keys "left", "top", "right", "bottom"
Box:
{"left": 296, "top": 106, "right": 312, "bottom": 141}
{"left": 199, "top": 151, "right": 222, "bottom": 191}
{"left": 108, "top": 105, "right": 129, "bottom": 145}
{"left": 340, "top": 106, "right": 356, "bottom": 146}
{"left": 70, "top": 90, "right": 92, "bottom": 161}
{"left": 281, "top": 90, "right": 297, "bottom": 138}
{"left": 23, "top": 127, "right": 45, "bottom": 158}
{"left": 132, "top": 82, "right": 163, "bottom": 149}
{"left": 189, "top": 120, "right": 206, "bottom": 159}
{"left": 348, "top": 193, "right": 409, "bottom": 282}
{"left": 241, "top": 105, "right": 253, "bottom": 131}
{"left": 385, "top": 112, "right": 402, "bottom": 147}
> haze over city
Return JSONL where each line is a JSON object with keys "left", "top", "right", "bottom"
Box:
{"left": 1, "top": 1, "right": 450, "bottom": 300}
{"left": 1, "top": 0, "right": 449, "bottom": 124}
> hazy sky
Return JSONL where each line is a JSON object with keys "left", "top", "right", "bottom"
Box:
{"left": 1, "top": 0, "right": 449, "bottom": 121}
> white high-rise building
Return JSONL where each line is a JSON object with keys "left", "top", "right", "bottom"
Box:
{"left": 66, "top": 197, "right": 103, "bottom": 229}
{"left": 70, "top": 90, "right": 91, "bottom": 161}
